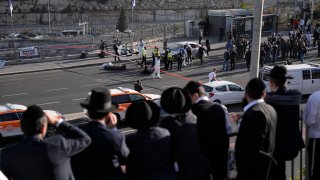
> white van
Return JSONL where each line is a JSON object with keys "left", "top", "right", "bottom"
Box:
{"left": 259, "top": 63, "right": 320, "bottom": 95}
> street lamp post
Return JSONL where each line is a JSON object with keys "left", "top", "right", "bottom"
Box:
{"left": 249, "top": 0, "right": 264, "bottom": 79}
{"left": 48, "top": 0, "right": 51, "bottom": 33}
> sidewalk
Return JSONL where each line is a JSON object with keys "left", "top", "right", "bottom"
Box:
{"left": 0, "top": 30, "right": 295, "bottom": 76}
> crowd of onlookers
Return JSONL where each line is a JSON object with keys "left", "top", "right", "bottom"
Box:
{"left": 1, "top": 64, "right": 319, "bottom": 180}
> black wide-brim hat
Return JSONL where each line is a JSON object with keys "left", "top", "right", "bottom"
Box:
{"left": 269, "top": 65, "right": 293, "bottom": 79}
{"left": 125, "top": 100, "right": 160, "bottom": 130}
{"left": 80, "top": 88, "right": 118, "bottom": 113}
{"left": 160, "top": 87, "right": 192, "bottom": 114}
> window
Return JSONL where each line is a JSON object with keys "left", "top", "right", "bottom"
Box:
{"left": 228, "top": 84, "right": 242, "bottom": 91}
{"left": 262, "top": 74, "right": 270, "bottom": 81}
{"left": 203, "top": 85, "right": 213, "bottom": 92}
{"left": 303, "top": 70, "right": 311, "bottom": 80}
{"left": 17, "top": 112, "right": 23, "bottom": 120}
{"left": 312, "top": 69, "right": 320, "bottom": 79}
{"left": 130, "top": 94, "right": 146, "bottom": 102}
{"left": 0, "top": 113, "right": 19, "bottom": 122}
{"left": 111, "top": 96, "right": 118, "bottom": 104}
{"left": 116, "top": 95, "right": 131, "bottom": 104}
{"left": 216, "top": 85, "right": 227, "bottom": 92}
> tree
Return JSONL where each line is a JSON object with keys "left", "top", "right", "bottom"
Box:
{"left": 116, "top": 7, "right": 128, "bottom": 32}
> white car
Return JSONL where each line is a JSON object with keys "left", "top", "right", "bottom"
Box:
{"left": 161, "top": 41, "right": 206, "bottom": 59}
{"left": 202, "top": 81, "right": 245, "bottom": 105}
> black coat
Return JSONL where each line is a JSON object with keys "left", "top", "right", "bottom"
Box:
{"left": 1, "top": 122, "right": 91, "bottom": 180}
{"left": 192, "top": 100, "right": 229, "bottom": 180}
{"left": 265, "top": 88, "right": 305, "bottom": 160}
{"left": 125, "top": 127, "right": 176, "bottom": 180}
{"left": 72, "top": 121, "right": 129, "bottom": 180}
{"left": 160, "top": 112, "right": 211, "bottom": 180}
{"left": 235, "top": 102, "right": 277, "bottom": 180}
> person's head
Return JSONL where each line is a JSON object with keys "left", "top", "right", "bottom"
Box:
{"left": 144, "top": 47, "right": 146, "bottom": 50}
{"left": 137, "top": 80, "right": 140, "bottom": 84}
{"left": 125, "top": 100, "right": 160, "bottom": 130}
{"left": 81, "top": 88, "right": 118, "bottom": 121}
{"left": 243, "top": 78, "right": 266, "bottom": 105}
{"left": 161, "top": 87, "right": 192, "bottom": 114}
{"left": 21, "top": 105, "right": 48, "bottom": 137}
{"left": 213, "top": 68, "right": 216, "bottom": 72}
{"left": 183, "top": 81, "right": 206, "bottom": 104}
{"left": 269, "top": 65, "right": 291, "bottom": 91}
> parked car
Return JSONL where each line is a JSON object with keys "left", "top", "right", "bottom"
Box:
{"left": 259, "top": 63, "right": 320, "bottom": 95}
{"left": 202, "top": 81, "right": 245, "bottom": 105}
{"left": 86, "top": 87, "right": 160, "bottom": 121}
{"left": 0, "top": 104, "right": 64, "bottom": 139}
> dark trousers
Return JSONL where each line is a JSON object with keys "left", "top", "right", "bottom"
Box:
{"left": 230, "top": 59, "right": 235, "bottom": 70}
{"left": 270, "top": 157, "right": 286, "bottom": 180}
{"left": 199, "top": 55, "right": 203, "bottom": 65}
{"left": 114, "top": 51, "right": 120, "bottom": 61}
{"left": 177, "top": 60, "right": 182, "bottom": 70}
{"left": 141, "top": 56, "right": 146, "bottom": 67}
{"left": 163, "top": 59, "right": 168, "bottom": 70}
{"left": 168, "top": 60, "right": 173, "bottom": 70}
{"left": 308, "top": 138, "right": 320, "bottom": 180}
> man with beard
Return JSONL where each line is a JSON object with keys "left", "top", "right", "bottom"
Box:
{"left": 234, "top": 78, "right": 277, "bottom": 180}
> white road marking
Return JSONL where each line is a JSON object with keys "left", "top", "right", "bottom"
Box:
{"left": 143, "top": 88, "right": 154, "bottom": 91}
{"left": 72, "top": 98, "right": 87, "bottom": 101}
{"left": 2, "top": 93, "right": 29, "bottom": 97}
{"left": 162, "top": 84, "right": 178, "bottom": 88}
{"left": 80, "top": 83, "right": 99, "bottom": 87}
{"left": 43, "top": 77, "right": 61, "bottom": 81}
{"left": 122, "top": 129, "right": 137, "bottom": 134}
{"left": 1, "top": 82, "right": 20, "bottom": 86}
{"left": 44, "top": 88, "right": 69, "bottom": 92}
{"left": 37, "top": 101, "right": 60, "bottom": 106}
{"left": 231, "top": 74, "right": 247, "bottom": 77}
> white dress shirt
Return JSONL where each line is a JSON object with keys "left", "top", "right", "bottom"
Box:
{"left": 304, "top": 90, "right": 320, "bottom": 138}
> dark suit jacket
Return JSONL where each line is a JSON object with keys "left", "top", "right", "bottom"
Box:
{"left": 192, "top": 100, "right": 229, "bottom": 180}
{"left": 72, "top": 121, "right": 129, "bottom": 180}
{"left": 160, "top": 112, "right": 211, "bottom": 180}
{"left": 235, "top": 102, "right": 277, "bottom": 180}
{"left": 125, "top": 127, "right": 176, "bottom": 180}
{"left": 1, "top": 122, "right": 91, "bottom": 180}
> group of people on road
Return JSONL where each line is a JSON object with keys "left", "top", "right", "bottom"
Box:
{"left": 2, "top": 64, "right": 319, "bottom": 180}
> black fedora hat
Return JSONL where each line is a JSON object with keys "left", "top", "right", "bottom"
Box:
{"left": 160, "top": 87, "right": 192, "bottom": 114}
{"left": 125, "top": 100, "right": 160, "bottom": 130}
{"left": 80, "top": 88, "right": 118, "bottom": 113}
{"left": 269, "top": 65, "right": 293, "bottom": 79}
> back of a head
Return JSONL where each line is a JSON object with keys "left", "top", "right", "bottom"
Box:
{"left": 269, "top": 65, "right": 288, "bottom": 88}
{"left": 183, "top": 81, "right": 204, "bottom": 96}
{"left": 21, "top": 105, "right": 47, "bottom": 137}
{"left": 246, "top": 78, "right": 266, "bottom": 100}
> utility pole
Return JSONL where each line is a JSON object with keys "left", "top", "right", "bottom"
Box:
{"left": 48, "top": 0, "right": 51, "bottom": 33}
{"left": 249, "top": 0, "right": 264, "bottom": 79}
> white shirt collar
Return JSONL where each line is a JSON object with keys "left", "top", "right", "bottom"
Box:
{"left": 243, "top": 99, "right": 264, "bottom": 112}
{"left": 195, "top": 96, "right": 209, "bottom": 103}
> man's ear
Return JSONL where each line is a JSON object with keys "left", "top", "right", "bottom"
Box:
{"left": 40, "top": 123, "right": 48, "bottom": 138}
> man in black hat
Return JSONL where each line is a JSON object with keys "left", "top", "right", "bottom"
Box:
{"left": 235, "top": 78, "right": 277, "bottom": 180}
{"left": 1, "top": 105, "right": 91, "bottom": 180}
{"left": 125, "top": 100, "right": 176, "bottom": 180}
{"left": 160, "top": 87, "right": 211, "bottom": 180}
{"left": 183, "top": 81, "right": 231, "bottom": 180}
{"left": 265, "top": 65, "right": 305, "bottom": 180}
{"left": 71, "top": 88, "right": 129, "bottom": 180}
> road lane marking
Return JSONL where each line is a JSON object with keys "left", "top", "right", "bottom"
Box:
{"left": 37, "top": 101, "right": 60, "bottom": 106}
{"left": 72, "top": 98, "right": 87, "bottom": 101}
{"left": 43, "top": 88, "right": 69, "bottom": 92}
{"left": 162, "top": 84, "right": 179, "bottom": 88}
{"left": 2, "top": 93, "right": 29, "bottom": 97}
{"left": 1, "top": 82, "right": 20, "bottom": 86}
{"left": 80, "top": 83, "right": 99, "bottom": 87}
